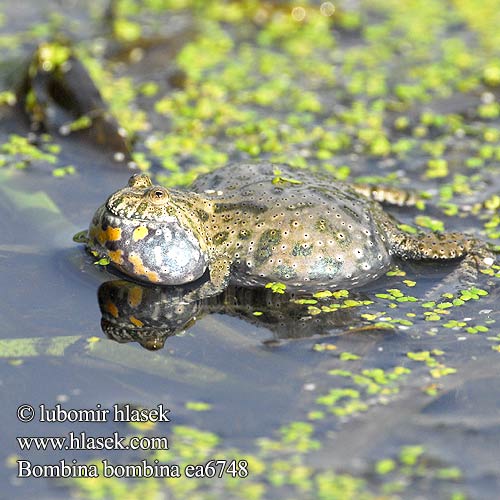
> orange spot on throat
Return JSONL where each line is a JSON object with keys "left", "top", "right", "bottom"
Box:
{"left": 108, "top": 249, "right": 123, "bottom": 264}
{"left": 133, "top": 226, "right": 149, "bottom": 241}
{"left": 96, "top": 226, "right": 122, "bottom": 245}
{"left": 106, "top": 227, "right": 122, "bottom": 241}
{"left": 128, "top": 252, "right": 160, "bottom": 282}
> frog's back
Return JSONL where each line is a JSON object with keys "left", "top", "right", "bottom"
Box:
{"left": 192, "top": 163, "right": 393, "bottom": 290}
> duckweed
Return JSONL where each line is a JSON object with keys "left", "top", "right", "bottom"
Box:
{"left": 264, "top": 282, "right": 287, "bottom": 294}
{"left": 407, "top": 350, "right": 457, "bottom": 379}
{"left": 0, "top": 134, "right": 59, "bottom": 169}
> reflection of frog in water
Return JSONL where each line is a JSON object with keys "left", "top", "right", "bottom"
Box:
{"left": 98, "top": 280, "right": 364, "bottom": 350}
{"left": 78, "top": 162, "right": 495, "bottom": 296}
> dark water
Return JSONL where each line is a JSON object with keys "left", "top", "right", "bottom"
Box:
{"left": 1, "top": 1, "right": 500, "bottom": 499}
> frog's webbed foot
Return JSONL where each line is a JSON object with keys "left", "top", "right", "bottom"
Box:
{"left": 464, "top": 238, "right": 496, "bottom": 267}
{"left": 452, "top": 238, "right": 496, "bottom": 285}
{"left": 352, "top": 184, "right": 418, "bottom": 207}
{"left": 73, "top": 230, "right": 89, "bottom": 244}
{"left": 424, "top": 243, "right": 496, "bottom": 300}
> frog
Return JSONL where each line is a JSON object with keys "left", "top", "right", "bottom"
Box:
{"left": 78, "top": 162, "right": 495, "bottom": 295}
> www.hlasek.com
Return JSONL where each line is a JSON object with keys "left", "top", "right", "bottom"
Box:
{"left": 16, "top": 403, "right": 248, "bottom": 479}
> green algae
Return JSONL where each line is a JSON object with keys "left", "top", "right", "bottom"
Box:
{"left": 60, "top": 421, "right": 466, "bottom": 500}
{"left": 304, "top": 365, "right": 414, "bottom": 419}
{"left": 185, "top": 401, "right": 212, "bottom": 412}
{"left": 0, "top": 134, "right": 59, "bottom": 169}
{"left": 264, "top": 281, "right": 287, "bottom": 294}
{"left": 407, "top": 349, "right": 457, "bottom": 379}
{"left": 0, "top": 336, "right": 81, "bottom": 357}
{"left": 61, "top": 0, "right": 496, "bottom": 192}
{"left": 52, "top": 165, "right": 76, "bottom": 177}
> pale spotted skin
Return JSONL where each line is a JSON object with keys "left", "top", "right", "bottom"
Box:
{"left": 83, "top": 162, "right": 494, "bottom": 293}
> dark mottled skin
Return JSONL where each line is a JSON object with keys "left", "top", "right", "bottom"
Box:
{"left": 98, "top": 280, "right": 361, "bottom": 350}
{"left": 82, "top": 162, "right": 494, "bottom": 294}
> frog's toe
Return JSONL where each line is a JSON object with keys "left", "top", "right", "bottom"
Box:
{"left": 73, "top": 230, "right": 88, "bottom": 244}
{"left": 470, "top": 241, "right": 497, "bottom": 268}
{"left": 479, "top": 254, "right": 495, "bottom": 268}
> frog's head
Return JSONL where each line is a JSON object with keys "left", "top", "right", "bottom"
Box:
{"left": 86, "top": 174, "right": 208, "bottom": 285}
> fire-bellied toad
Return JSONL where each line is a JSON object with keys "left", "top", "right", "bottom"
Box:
{"left": 78, "top": 162, "right": 494, "bottom": 294}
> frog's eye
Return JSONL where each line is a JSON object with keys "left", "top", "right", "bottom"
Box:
{"left": 128, "top": 174, "right": 153, "bottom": 189}
{"left": 148, "top": 187, "right": 170, "bottom": 204}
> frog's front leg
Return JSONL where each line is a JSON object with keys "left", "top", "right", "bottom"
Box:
{"left": 183, "top": 256, "right": 232, "bottom": 301}
{"left": 352, "top": 184, "right": 417, "bottom": 207}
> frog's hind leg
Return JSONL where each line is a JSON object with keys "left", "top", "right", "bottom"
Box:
{"left": 389, "top": 231, "right": 494, "bottom": 265}
{"left": 352, "top": 184, "right": 418, "bottom": 207}
{"left": 388, "top": 229, "right": 496, "bottom": 295}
